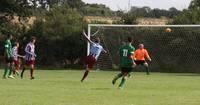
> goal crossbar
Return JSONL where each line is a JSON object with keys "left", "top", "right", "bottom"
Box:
{"left": 89, "top": 24, "right": 200, "bottom": 27}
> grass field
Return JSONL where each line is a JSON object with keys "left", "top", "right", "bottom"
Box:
{"left": 0, "top": 70, "right": 200, "bottom": 105}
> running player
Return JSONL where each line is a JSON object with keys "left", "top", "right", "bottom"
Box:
{"left": 3, "top": 34, "right": 15, "bottom": 79}
{"left": 81, "top": 32, "right": 107, "bottom": 82}
{"left": 12, "top": 42, "right": 24, "bottom": 76}
{"left": 21, "top": 36, "right": 37, "bottom": 79}
{"left": 112, "top": 37, "right": 135, "bottom": 89}
{"left": 133, "top": 44, "right": 151, "bottom": 75}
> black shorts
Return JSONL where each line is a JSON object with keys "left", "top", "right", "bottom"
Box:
{"left": 134, "top": 60, "right": 146, "bottom": 65}
{"left": 121, "top": 67, "right": 133, "bottom": 73}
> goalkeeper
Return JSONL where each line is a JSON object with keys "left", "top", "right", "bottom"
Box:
{"left": 132, "top": 44, "right": 151, "bottom": 75}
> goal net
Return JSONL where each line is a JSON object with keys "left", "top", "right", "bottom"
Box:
{"left": 87, "top": 24, "right": 200, "bottom": 73}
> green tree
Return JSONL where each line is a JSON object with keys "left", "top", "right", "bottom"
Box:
{"left": 0, "top": 0, "right": 35, "bottom": 37}
{"left": 173, "top": 0, "right": 200, "bottom": 24}
{"left": 122, "top": 13, "right": 137, "bottom": 24}
{"left": 188, "top": 0, "right": 200, "bottom": 9}
{"left": 82, "top": 4, "right": 115, "bottom": 16}
{"left": 0, "top": 0, "right": 33, "bottom": 17}
{"left": 26, "top": 5, "right": 86, "bottom": 66}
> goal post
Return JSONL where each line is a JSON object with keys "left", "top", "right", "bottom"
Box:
{"left": 87, "top": 25, "right": 91, "bottom": 56}
{"left": 87, "top": 24, "right": 200, "bottom": 73}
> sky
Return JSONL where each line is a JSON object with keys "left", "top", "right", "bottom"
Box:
{"left": 82, "top": 0, "right": 192, "bottom": 11}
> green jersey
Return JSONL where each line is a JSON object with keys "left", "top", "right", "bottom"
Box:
{"left": 119, "top": 44, "right": 135, "bottom": 68}
{"left": 4, "top": 39, "right": 12, "bottom": 58}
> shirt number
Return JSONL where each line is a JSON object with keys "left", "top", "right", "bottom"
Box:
{"left": 123, "top": 49, "right": 128, "bottom": 57}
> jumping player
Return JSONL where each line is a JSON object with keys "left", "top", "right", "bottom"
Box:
{"left": 112, "top": 37, "right": 135, "bottom": 89}
{"left": 133, "top": 44, "right": 151, "bottom": 75}
{"left": 12, "top": 42, "right": 24, "bottom": 76}
{"left": 81, "top": 32, "right": 107, "bottom": 82}
{"left": 3, "top": 35, "right": 15, "bottom": 79}
{"left": 21, "top": 36, "right": 37, "bottom": 79}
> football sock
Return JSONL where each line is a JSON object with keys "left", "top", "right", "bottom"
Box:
{"left": 128, "top": 73, "right": 131, "bottom": 77}
{"left": 3, "top": 67, "right": 9, "bottom": 77}
{"left": 30, "top": 68, "right": 34, "bottom": 78}
{"left": 21, "top": 67, "right": 25, "bottom": 78}
{"left": 113, "top": 73, "right": 123, "bottom": 81}
{"left": 145, "top": 66, "right": 150, "bottom": 75}
{"left": 81, "top": 71, "right": 89, "bottom": 82}
{"left": 12, "top": 65, "right": 15, "bottom": 75}
{"left": 119, "top": 77, "right": 126, "bottom": 88}
{"left": 8, "top": 66, "right": 13, "bottom": 76}
{"left": 13, "top": 70, "right": 16, "bottom": 75}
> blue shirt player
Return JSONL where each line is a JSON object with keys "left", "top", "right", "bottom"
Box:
{"left": 81, "top": 31, "right": 107, "bottom": 82}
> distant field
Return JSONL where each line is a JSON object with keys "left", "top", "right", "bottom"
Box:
{"left": 0, "top": 70, "right": 200, "bottom": 105}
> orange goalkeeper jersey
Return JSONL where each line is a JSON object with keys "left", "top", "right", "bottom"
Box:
{"left": 133, "top": 49, "right": 150, "bottom": 60}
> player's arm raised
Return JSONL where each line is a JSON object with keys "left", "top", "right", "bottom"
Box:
{"left": 82, "top": 30, "right": 94, "bottom": 44}
{"left": 102, "top": 48, "right": 107, "bottom": 53}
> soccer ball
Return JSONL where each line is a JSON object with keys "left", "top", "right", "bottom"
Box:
{"left": 165, "top": 28, "right": 172, "bottom": 33}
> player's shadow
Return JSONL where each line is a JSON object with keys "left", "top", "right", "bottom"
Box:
{"left": 90, "top": 88, "right": 111, "bottom": 90}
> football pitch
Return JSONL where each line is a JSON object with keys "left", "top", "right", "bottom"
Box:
{"left": 0, "top": 70, "right": 200, "bottom": 105}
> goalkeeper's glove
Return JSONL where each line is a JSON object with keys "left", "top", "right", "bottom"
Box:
{"left": 148, "top": 58, "right": 152, "bottom": 62}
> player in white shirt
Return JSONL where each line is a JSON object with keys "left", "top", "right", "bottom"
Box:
{"left": 81, "top": 32, "right": 107, "bottom": 82}
{"left": 20, "top": 36, "right": 36, "bottom": 80}
{"left": 12, "top": 42, "right": 24, "bottom": 76}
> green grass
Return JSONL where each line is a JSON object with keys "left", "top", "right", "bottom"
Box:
{"left": 0, "top": 70, "right": 200, "bottom": 105}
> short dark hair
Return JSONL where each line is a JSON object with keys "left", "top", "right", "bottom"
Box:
{"left": 94, "top": 37, "right": 100, "bottom": 43}
{"left": 7, "top": 34, "right": 12, "bottom": 38}
{"left": 14, "top": 42, "right": 19, "bottom": 46}
{"left": 127, "top": 37, "right": 133, "bottom": 43}
{"left": 31, "top": 36, "right": 36, "bottom": 42}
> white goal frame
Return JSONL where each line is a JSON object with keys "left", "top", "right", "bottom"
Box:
{"left": 87, "top": 24, "right": 200, "bottom": 55}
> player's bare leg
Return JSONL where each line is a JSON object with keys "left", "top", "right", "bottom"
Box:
{"left": 15, "top": 70, "right": 20, "bottom": 76}
{"left": 12, "top": 63, "right": 20, "bottom": 76}
{"left": 15, "top": 65, "right": 20, "bottom": 76}
{"left": 144, "top": 63, "right": 150, "bottom": 75}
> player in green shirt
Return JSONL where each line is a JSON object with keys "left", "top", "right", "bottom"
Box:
{"left": 3, "top": 35, "right": 15, "bottom": 79}
{"left": 112, "top": 37, "right": 135, "bottom": 89}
